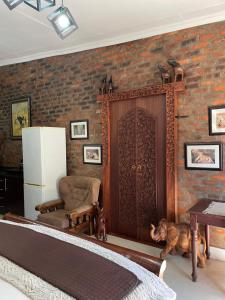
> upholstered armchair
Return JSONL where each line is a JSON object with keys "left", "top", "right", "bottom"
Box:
{"left": 35, "top": 176, "right": 101, "bottom": 234}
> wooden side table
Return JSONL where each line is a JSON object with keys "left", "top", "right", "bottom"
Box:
{"left": 188, "top": 199, "right": 225, "bottom": 281}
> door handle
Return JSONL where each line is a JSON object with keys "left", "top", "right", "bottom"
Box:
{"left": 136, "top": 164, "right": 142, "bottom": 172}
{"left": 131, "top": 165, "right": 136, "bottom": 171}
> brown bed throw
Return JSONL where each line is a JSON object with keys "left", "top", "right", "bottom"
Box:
{"left": 0, "top": 222, "right": 140, "bottom": 300}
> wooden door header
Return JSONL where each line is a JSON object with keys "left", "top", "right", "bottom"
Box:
{"left": 97, "top": 82, "right": 185, "bottom": 103}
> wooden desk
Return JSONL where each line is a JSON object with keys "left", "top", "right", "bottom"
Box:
{"left": 188, "top": 199, "right": 225, "bottom": 282}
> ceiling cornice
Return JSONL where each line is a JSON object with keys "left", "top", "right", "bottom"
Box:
{"left": 0, "top": 11, "right": 225, "bottom": 67}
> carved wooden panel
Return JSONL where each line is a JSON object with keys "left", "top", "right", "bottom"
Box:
{"left": 118, "top": 109, "right": 137, "bottom": 233}
{"left": 136, "top": 108, "right": 157, "bottom": 234}
{"left": 116, "top": 107, "right": 159, "bottom": 240}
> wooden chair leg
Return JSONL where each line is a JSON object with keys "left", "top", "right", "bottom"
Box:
{"left": 89, "top": 218, "right": 93, "bottom": 236}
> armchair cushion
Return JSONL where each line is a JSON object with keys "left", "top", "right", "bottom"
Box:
{"left": 59, "top": 176, "right": 101, "bottom": 211}
{"left": 37, "top": 209, "right": 69, "bottom": 229}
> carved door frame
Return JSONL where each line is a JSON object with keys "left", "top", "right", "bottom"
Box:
{"left": 97, "top": 82, "right": 185, "bottom": 232}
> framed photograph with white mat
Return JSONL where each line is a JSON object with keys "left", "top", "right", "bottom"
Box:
{"left": 70, "top": 120, "right": 89, "bottom": 140}
{"left": 184, "top": 142, "right": 223, "bottom": 171}
{"left": 208, "top": 105, "right": 225, "bottom": 135}
{"left": 83, "top": 144, "right": 102, "bottom": 165}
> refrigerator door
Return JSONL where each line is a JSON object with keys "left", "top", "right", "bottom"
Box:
{"left": 42, "top": 127, "right": 67, "bottom": 189}
{"left": 22, "top": 127, "right": 43, "bottom": 186}
{"left": 22, "top": 127, "right": 67, "bottom": 220}
{"left": 24, "top": 183, "right": 61, "bottom": 220}
{"left": 24, "top": 184, "right": 44, "bottom": 220}
{"left": 22, "top": 127, "right": 67, "bottom": 187}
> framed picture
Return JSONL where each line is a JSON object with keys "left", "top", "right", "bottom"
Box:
{"left": 208, "top": 105, "right": 225, "bottom": 135}
{"left": 70, "top": 120, "right": 89, "bottom": 139}
{"left": 83, "top": 144, "right": 102, "bottom": 165}
{"left": 184, "top": 142, "right": 223, "bottom": 171}
{"left": 11, "top": 97, "right": 31, "bottom": 139}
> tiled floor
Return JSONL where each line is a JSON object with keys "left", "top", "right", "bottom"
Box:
{"left": 106, "top": 235, "right": 225, "bottom": 300}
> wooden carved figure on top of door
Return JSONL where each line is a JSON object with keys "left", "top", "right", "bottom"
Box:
{"left": 97, "top": 81, "right": 185, "bottom": 243}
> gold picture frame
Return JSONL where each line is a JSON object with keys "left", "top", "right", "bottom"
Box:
{"left": 11, "top": 97, "right": 31, "bottom": 139}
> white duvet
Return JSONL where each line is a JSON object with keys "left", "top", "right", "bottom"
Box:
{"left": 0, "top": 220, "right": 176, "bottom": 300}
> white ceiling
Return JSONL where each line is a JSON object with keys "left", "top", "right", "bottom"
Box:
{"left": 1, "top": 0, "right": 225, "bottom": 66}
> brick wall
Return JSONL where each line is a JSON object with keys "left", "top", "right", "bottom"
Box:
{"left": 0, "top": 21, "right": 225, "bottom": 248}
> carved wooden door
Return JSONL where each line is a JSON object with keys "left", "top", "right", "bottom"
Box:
{"left": 110, "top": 95, "right": 166, "bottom": 242}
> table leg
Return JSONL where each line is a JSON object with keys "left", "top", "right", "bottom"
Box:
{"left": 205, "top": 224, "right": 210, "bottom": 259}
{"left": 190, "top": 214, "right": 198, "bottom": 282}
{"left": 191, "top": 229, "right": 198, "bottom": 282}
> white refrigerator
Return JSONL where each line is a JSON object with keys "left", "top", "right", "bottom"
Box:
{"left": 22, "top": 127, "right": 67, "bottom": 220}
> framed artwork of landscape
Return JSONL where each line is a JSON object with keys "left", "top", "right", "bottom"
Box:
{"left": 11, "top": 97, "right": 31, "bottom": 139}
{"left": 208, "top": 105, "right": 225, "bottom": 135}
{"left": 184, "top": 142, "right": 223, "bottom": 171}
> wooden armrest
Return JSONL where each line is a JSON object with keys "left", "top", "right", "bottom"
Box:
{"left": 67, "top": 206, "right": 95, "bottom": 220}
{"left": 35, "top": 199, "right": 64, "bottom": 214}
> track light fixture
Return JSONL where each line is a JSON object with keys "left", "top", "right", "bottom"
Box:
{"left": 3, "top": 0, "right": 23, "bottom": 10}
{"left": 2, "top": 0, "right": 78, "bottom": 39}
{"left": 24, "top": 0, "right": 55, "bottom": 11}
{"left": 48, "top": 6, "right": 78, "bottom": 39}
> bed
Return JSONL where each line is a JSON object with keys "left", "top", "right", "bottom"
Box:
{"left": 0, "top": 213, "right": 176, "bottom": 300}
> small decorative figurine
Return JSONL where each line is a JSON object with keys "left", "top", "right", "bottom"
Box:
{"left": 158, "top": 64, "right": 171, "bottom": 84}
{"left": 108, "top": 76, "right": 113, "bottom": 94}
{"left": 150, "top": 218, "right": 206, "bottom": 268}
{"left": 99, "top": 75, "right": 108, "bottom": 95}
{"left": 95, "top": 204, "right": 107, "bottom": 242}
{"left": 167, "top": 59, "right": 184, "bottom": 82}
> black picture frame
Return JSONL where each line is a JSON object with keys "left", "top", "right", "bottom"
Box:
{"left": 184, "top": 142, "right": 223, "bottom": 171}
{"left": 10, "top": 97, "right": 31, "bottom": 140}
{"left": 83, "top": 144, "right": 102, "bottom": 165}
{"left": 208, "top": 105, "right": 225, "bottom": 136}
{"left": 70, "top": 119, "right": 89, "bottom": 140}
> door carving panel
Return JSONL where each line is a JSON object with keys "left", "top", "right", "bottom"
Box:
{"left": 110, "top": 98, "right": 165, "bottom": 242}
{"left": 136, "top": 108, "right": 157, "bottom": 240}
{"left": 118, "top": 109, "right": 137, "bottom": 238}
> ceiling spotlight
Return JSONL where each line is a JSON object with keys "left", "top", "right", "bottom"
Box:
{"left": 48, "top": 6, "right": 78, "bottom": 39}
{"left": 3, "top": 0, "right": 24, "bottom": 10}
{"left": 24, "top": 0, "right": 55, "bottom": 11}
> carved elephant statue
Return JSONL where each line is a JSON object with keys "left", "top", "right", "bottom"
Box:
{"left": 150, "top": 218, "right": 206, "bottom": 268}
